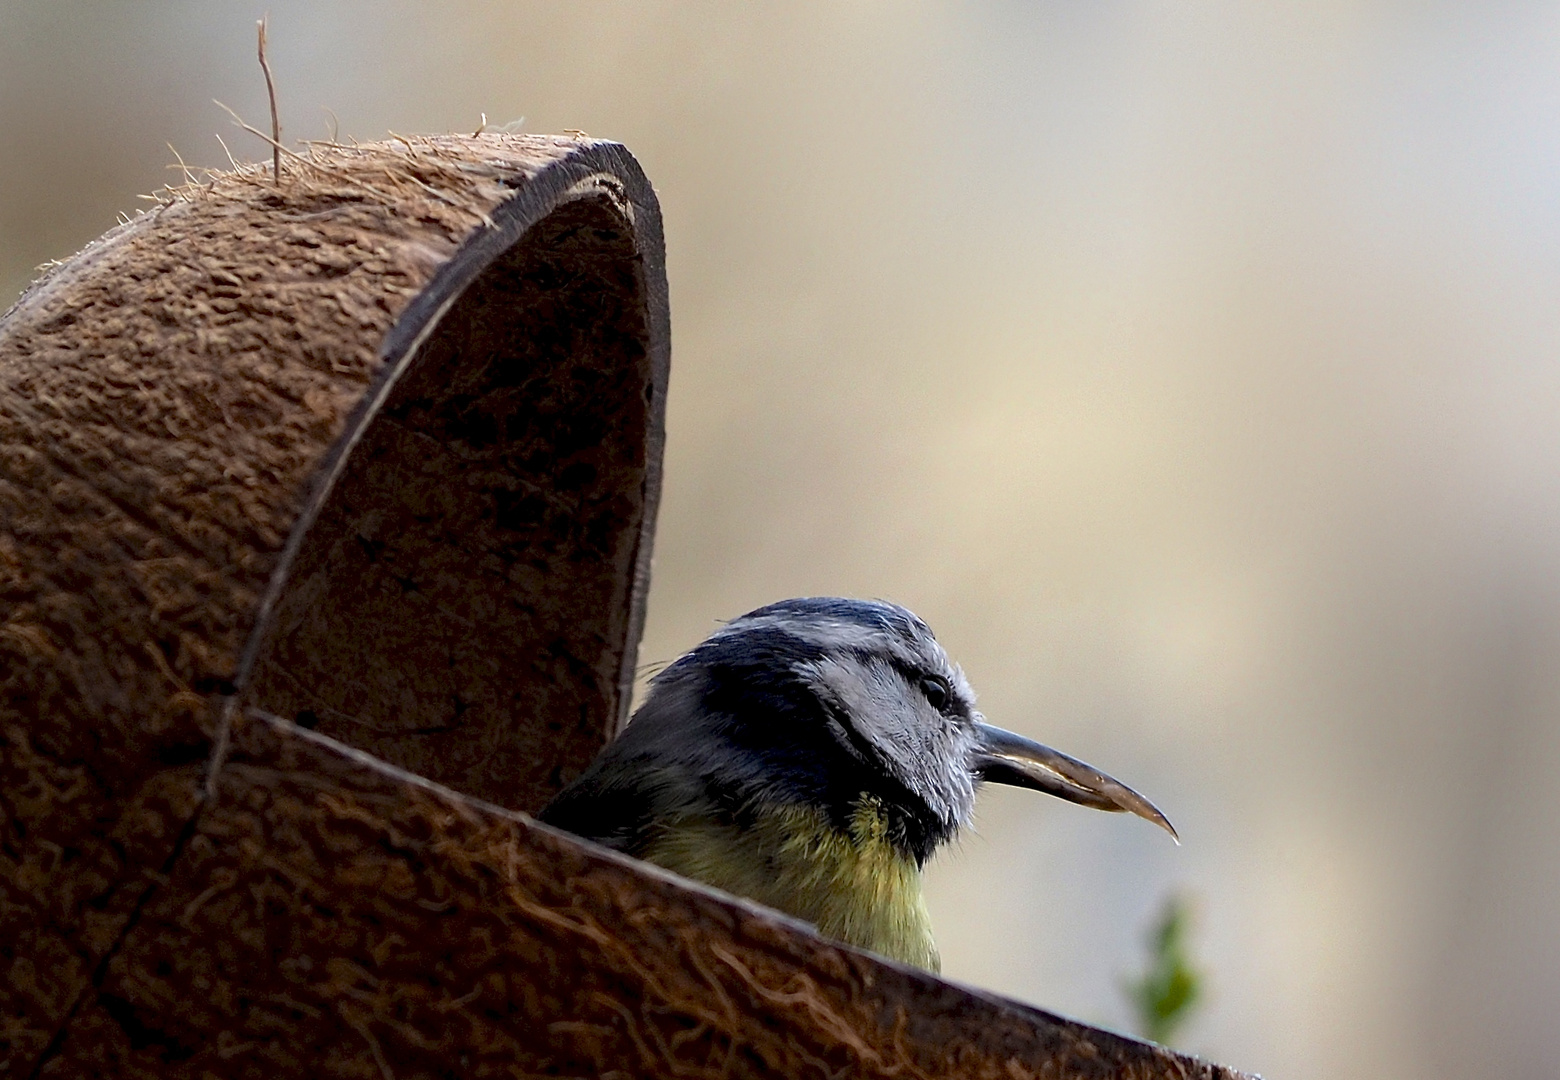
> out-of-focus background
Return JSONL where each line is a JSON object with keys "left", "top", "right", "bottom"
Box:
{"left": 5, "top": 3, "right": 1559, "bottom": 1076}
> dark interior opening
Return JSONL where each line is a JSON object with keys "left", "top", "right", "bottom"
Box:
{"left": 246, "top": 194, "right": 652, "bottom": 812}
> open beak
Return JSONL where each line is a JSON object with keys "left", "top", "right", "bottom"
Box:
{"left": 973, "top": 723, "right": 1179, "bottom": 842}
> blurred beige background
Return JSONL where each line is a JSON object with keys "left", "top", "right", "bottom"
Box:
{"left": 5, "top": 3, "right": 1559, "bottom": 1077}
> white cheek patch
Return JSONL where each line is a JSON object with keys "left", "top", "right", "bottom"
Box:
{"left": 794, "top": 655, "right": 978, "bottom": 830}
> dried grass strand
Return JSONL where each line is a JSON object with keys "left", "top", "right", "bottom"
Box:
{"left": 257, "top": 16, "right": 282, "bottom": 183}
{"left": 213, "top": 131, "right": 241, "bottom": 172}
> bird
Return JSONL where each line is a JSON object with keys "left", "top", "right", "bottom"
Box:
{"left": 540, "top": 597, "right": 1176, "bottom": 972}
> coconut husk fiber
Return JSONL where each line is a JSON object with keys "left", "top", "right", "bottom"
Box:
{"left": 0, "top": 133, "right": 1254, "bottom": 1079}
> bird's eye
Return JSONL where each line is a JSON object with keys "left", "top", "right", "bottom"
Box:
{"left": 919, "top": 675, "right": 951, "bottom": 710}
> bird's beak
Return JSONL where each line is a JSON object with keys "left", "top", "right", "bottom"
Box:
{"left": 973, "top": 722, "right": 1179, "bottom": 842}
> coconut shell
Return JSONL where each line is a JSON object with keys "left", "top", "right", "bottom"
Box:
{"left": 0, "top": 134, "right": 1252, "bottom": 1079}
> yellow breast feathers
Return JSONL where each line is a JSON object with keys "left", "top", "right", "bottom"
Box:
{"left": 640, "top": 795, "right": 939, "bottom": 972}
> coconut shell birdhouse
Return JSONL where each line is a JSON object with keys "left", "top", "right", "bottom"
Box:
{"left": 0, "top": 133, "right": 1254, "bottom": 1079}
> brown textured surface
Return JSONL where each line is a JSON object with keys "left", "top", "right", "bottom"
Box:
{"left": 0, "top": 133, "right": 668, "bottom": 1077}
{"left": 47, "top": 711, "right": 1248, "bottom": 1080}
{"left": 2, "top": 133, "right": 1253, "bottom": 1080}
{"left": 245, "top": 193, "right": 654, "bottom": 810}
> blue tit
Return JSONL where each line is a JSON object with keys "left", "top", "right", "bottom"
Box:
{"left": 541, "top": 597, "right": 1176, "bottom": 972}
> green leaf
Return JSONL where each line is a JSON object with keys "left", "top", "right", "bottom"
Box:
{"left": 1123, "top": 892, "right": 1204, "bottom": 1046}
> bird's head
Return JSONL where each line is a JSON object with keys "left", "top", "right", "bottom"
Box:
{"left": 607, "top": 597, "right": 1176, "bottom": 866}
